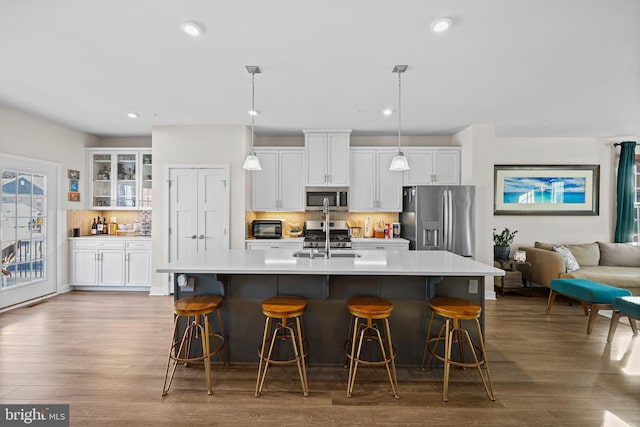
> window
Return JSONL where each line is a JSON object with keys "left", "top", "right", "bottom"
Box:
{"left": 1, "top": 169, "right": 46, "bottom": 288}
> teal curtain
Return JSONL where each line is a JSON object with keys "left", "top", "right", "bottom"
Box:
{"left": 614, "top": 141, "right": 637, "bottom": 243}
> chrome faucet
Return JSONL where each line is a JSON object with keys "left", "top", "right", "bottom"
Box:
{"left": 323, "top": 197, "right": 331, "bottom": 259}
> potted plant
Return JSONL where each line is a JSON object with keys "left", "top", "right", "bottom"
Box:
{"left": 493, "top": 227, "right": 517, "bottom": 260}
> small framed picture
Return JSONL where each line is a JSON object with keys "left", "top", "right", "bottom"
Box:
{"left": 68, "top": 192, "right": 81, "bottom": 202}
{"left": 69, "top": 179, "right": 79, "bottom": 192}
{"left": 514, "top": 250, "right": 527, "bottom": 263}
{"left": 68, "top": 169, "right": 80, "bottom": 179}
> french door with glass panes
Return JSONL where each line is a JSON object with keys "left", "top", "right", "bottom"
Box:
{"left": 0, "top": 156, "right": 57, "bottom": 309}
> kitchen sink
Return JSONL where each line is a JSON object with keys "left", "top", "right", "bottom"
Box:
{"left": 292, "top": 251, "right": 361, "bottom": 258}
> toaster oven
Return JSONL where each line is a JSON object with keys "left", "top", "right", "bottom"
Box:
{"left": 251, "top": 220, "right": 282, "bottom": 239}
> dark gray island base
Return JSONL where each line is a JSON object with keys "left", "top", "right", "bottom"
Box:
{"left": 157, "top": 249, "right": 504, "bottom": 366}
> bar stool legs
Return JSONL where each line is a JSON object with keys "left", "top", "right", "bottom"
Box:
{"left": 255, "top": 296, "right": 309, "bottom": 397}
{"left": 162, "top": 295, "right": 227, "bottom": 396}
{"left": 345, "top": 296, "right": 399, "bottom": 399}
{"left": 422, "top": 296, "right": 495, "bottom": 402}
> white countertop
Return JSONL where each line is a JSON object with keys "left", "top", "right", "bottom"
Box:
{"left": 156, "top": 249, "right": 504, "bottom": 277}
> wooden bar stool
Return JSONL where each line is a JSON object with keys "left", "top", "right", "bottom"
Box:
{"left": 162, "top": 294, "right": 228, "bottom": 396}
{"left": 345, "top": 296, "right": 399, "bottom": 399}
{"left": 255, "top": 295, "right": 309, "bottom": 397}
{"left": 422, "top": 296, "right": 495, "bottom": 402}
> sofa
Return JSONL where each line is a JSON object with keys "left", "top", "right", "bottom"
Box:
{"left": 518, "top": 241, "right": 640, "bottom": 296}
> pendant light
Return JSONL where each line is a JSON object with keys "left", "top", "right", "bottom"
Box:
{"left": 389, "top": 65, "right": 410, "bottom": 171}
{"left": 243, "top": 65, "right": 262, "bottom": 170}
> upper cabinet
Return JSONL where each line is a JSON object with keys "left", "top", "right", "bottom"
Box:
{"left": 350, "top": 148, "right": 402, "bottom": 212}
{"left": 252, "top": 148, "right": 305, "bottom": 211}
{"left": 87, "top": 148, "right": 152, "bottom": 210}
{"left": 304, "top": 130, "right": 351, "bottom": 186}
{"left": 403, "top": 147, "right": 460, "bottom": 185}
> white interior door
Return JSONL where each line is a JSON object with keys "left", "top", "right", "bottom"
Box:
{"left": 169, "top": 166, "right": 229, "bottom": 265}
{"left": 169, "top": 168, "right": 198, "bottom": 263}
{"left": 1, "top": 155, "right": 57, "bottom": 310}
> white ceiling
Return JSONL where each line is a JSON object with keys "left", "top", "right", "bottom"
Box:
{"left": 1, "top": 0, "right": 639, "bottom": 139}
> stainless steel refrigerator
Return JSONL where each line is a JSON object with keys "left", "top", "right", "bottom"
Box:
{"left": 400, "top": 185, "right": 475, "bottom": 257}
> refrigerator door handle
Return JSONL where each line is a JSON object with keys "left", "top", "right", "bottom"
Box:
{"left": 447, "top": 190, "right": 453, "bottom": 251}
{"left": 442, "top": 190, "right": 448, "bottom": 250}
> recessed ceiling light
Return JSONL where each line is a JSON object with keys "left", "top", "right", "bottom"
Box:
{"left": 431, "top": 17, "right": 452, "bottom": 33}
{"left": 181, "top": 21, "right": 204, "bottom": 37}
{"left": 127, "top": 112, "right": 139, "bottom": 119}
{"left": 382, "top": 108, "right": 394, "bottom": 116}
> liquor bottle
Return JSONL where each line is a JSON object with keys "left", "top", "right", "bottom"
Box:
{"left": 103, "top": 217, "right": 108, "bottom": 234}
{"left": 91, "top": 218, "right": 97, "bottom": 235}
{"left": 97, "top": 217, "right": 103, "bottom": 234}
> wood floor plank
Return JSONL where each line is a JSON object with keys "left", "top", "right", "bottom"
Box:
{"left": 1, "top": 290, "right": 639, "bottom": 426}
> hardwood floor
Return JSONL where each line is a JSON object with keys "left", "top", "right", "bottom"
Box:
{"left": 1, "top": 290, "right": 639, "bottom": 426}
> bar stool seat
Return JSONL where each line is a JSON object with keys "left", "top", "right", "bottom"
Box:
{"left": 162, "top": 294, "right": 228, "bottom": 396}
{"left": 345, "top": 296, "right": 399, "bottom": 399}
{"left": 422, "top": 296, "right": 494, "bottom": 402}
{"left": 255, "top": 296, "right": 309, "bottom": 397}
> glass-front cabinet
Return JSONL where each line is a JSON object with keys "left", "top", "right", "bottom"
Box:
{"left": 88, "top": 148, "right": 151, "bottom": 210}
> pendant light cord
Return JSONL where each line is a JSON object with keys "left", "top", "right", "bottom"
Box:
{"left": 251, "top": 71, "right": 255, "bottom": 155}
{"left": 397, "top": 70, "right": 402, "bottom": 155}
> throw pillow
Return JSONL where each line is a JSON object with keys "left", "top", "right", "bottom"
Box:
{"left": 553, "top": 245, "right": 580, "bottom": 272}
{"left": 565, "top": 243, "right": 600, "bottom": 267}
{"left": 597, "top": 242, "right": 640, "bottom": 267}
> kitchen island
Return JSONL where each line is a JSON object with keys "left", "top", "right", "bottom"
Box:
{"left": 156, "top": 249, "right": 504, "bottom": 366}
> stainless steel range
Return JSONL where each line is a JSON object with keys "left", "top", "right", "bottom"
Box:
{"left": 303, "top": 220, "right": 352, "bottom": 249}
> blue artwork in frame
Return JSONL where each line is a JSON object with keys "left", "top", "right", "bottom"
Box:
{"left": 494, "top": 165, "right": 599, "bottom": 215}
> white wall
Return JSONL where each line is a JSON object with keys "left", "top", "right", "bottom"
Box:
{"left": 150, "top": 125, "right": 250, "bottom": 295}
{"left": 0, "top": 103, "right": 99, "bottom": 291}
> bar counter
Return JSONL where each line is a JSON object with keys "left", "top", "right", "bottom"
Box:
{"left": 156, "top": 249, "right": 504, "bottom": 366}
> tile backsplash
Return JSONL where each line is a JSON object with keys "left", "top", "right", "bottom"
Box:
{"left": 248, "top": 211, "right": 399, "bottom": 238}
{"left": 67, "top": 210, "right": 151, "bottom": 237}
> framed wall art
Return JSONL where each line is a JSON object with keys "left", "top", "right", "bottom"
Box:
{"left": 68, "top": 169, "right": 80, "bottom": 179}
{"left": 494, "top": 165, "right": 600, "bottom": 215}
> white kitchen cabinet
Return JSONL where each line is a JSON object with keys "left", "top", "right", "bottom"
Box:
{"left": 304, "top": 130, "right": 350, "bottom": 186}
{"left": 70, "top": 239, "right": 125, "bottom": 286}
{"left": 350, "top": 148, "right": 402, "bottom": 212}
{"left": 87, "top": 148, "right": 152, "bottom": 210}
{"left": 125, "top": 240, "right": 152, "bottom": 286}
{"left": 69, "top": 238, "right": 152, "bottom": 288}
{"left": 252, "top": 148, "right": 304, "bottom": 211}
{"left": 246, "top": 240, "right": 303, "bottom": 250}
{"left": 403, "top": 147, "right": 460, "bottom": 185}
{"left": 351, "top": 238, "right": 409, "bottom": 251}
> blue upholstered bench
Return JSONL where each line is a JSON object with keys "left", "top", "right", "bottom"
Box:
{"left": 607, "top": 296, "right": 640, "bottom": 343}
{"left": 546, "top": 278, "right": 632, "bottom": 334}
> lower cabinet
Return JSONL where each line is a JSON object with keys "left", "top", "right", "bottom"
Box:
{"left": 351, "top": 239, "right": 410, "bottom": 251}
{"left": 69, "top": 238, "right": 151, "bottom": 287}
{"left": 246, "top": 240, "right": 303, "bottom": 250}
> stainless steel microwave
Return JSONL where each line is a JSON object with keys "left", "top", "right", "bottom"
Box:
{"left": 305, "top": 187, "right": 349, "bottom": 211}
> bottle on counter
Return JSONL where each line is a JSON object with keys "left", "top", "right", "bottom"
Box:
{"left": 91, "top": 218, "right": 97, "bottom": 235}
{"left": 364, "top": 217, "right": 372, "bottom": 238}
{"left": 103, "top": 217, "right": 108, "bottom": 234}
{"left": 97, "top": 217, "right": 103, "bottom": 234}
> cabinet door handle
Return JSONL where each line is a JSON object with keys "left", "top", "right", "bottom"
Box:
{"left": 198, "top": 235, "right": 205, "bottom": 239}
{"left": 187, "top": 235, "right": 197, "bottom": 239}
